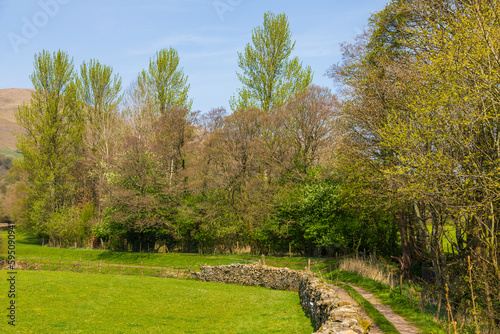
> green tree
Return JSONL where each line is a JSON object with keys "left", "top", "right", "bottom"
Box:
{"left": 78, "top": 59, "right": 122, "bottom": 159}
{"left": 378, "top": 0, "right": 500, "bottom": 323}
{"left": 15, "top": 50, "right": 85, "bottom": 239}
{"left": 230, "top": 11, "right": 313, "bottom": 112}
{"left": 77, "top": 59, "right": 122, "bottom": 217}
{"left": 138, "top": 47, "right": 192, "bottom": 114}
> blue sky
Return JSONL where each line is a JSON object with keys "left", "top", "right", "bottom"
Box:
{"left": 0, "top": 0, "right": 389, "bottom": 113}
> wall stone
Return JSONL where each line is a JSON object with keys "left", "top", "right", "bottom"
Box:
{"left": 193, "top": 264, "right": 369, "bottom": 334}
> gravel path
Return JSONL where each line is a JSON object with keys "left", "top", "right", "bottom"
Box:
{"left": 336, "top": 282, "right": 420, "bottom": 334}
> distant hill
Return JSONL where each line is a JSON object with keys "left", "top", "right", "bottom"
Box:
{"left": 0, "top": 88, "right": 33, "bottom": 152}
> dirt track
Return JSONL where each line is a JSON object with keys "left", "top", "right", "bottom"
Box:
{"left": 332, "top": 283, "right": 420, "bottom": 334}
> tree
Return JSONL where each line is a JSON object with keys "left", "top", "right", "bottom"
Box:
{"left": 281, "top": 85, "right": 338, "bottom": 178}
{"left": 230, "top": 11, "right": 313, "bottom": 112}
{"left": 332, "top": 0, "right": 500, "bottom": 326}
{"left": 78, "top": 59, "right": 122, "bottom": 159}
{"left": 138, "top": 47, "right": 192, "bottom": 114}
{"left": 378, "top": 0, "right": 500, "bottom": 323}
{"left": 77, "top": 59, "right": 122, "bottom": 217}
{"left": 15, "top": 50, "right": 85, "bottom": 240}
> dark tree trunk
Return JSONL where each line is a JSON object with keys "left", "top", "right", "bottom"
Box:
{"left": 393, "top": 207, "right": 413, "bottom": 279}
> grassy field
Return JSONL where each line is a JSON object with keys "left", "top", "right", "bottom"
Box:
{"left": 5, "top": 232, "right": 334, "bottom": 272}
{"left": 0, "top": 148, "right": 22, "bottom": 159}
{"left": 0, "top": 270, "right": 313, "bottom": 334}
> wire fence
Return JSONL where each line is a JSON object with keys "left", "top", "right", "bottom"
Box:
{"left": 1, "top": 257, "right": 192, "bottom": 279}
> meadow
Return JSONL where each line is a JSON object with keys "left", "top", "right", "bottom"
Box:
{"left": 0, "top": 231, "right": 324, "bottom": 333}
{"left": 0, "top": 270, "right": 313, "bottom": 334}
{"left": 9, "top": 232, "right": 335, "bottom": 273}
{"left": 0, "top": 148, "right": 22, "bottom": 159}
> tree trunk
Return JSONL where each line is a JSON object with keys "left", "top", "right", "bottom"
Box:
{"left": 395, "top": 207, "right": 413, "bottom": 279}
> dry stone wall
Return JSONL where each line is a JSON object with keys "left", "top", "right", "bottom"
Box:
{"left": 193, "top": 264, "right": 369, "bottom": 334}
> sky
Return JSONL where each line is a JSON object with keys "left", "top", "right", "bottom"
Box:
{"left": 0, "top": 0, "right": 389, "bottom": 113}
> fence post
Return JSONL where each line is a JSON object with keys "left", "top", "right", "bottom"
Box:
{"left": 289, "top": 243, "right": 291, "bottom": 258}
{"left": 308, "top": 259, "right": 311, "bottom": 272}
{"left": 262, "top": 254, "right": 265, "bottom": 266}
{"left": 99, "top": 260, "right": 102, "bottom": 274}
{"left": 436, "top": 292, "right": 442, "bottom": 319}
{"left": 40, "top": 258, "right": 42, "bottom": 270}
{"left": 420, "top": 288, "right": 425, "bottom": 311}
{"left": 399, "top": 275, "right": 403, "bottom": 295}
{"left": 59, "top": 256, "right": 61, "bottom": 271}
{"left": 79, "top": 257, "right": 82, "bottom": 273}
{"left": 108, "top": 262, "right": 110, "bottom": 274}
{"left": 88, "top": 261, "right": 90, "bottom": 274}
{"left": 121, "top": 261, "right": 123, "bottom": 275}
{"left": 141, "top": 261, "right": 143, "bottom": 276}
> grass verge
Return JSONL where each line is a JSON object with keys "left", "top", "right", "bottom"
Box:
{"left": 337, "top": 282, "right": 400, "bottom": 334}
{"left": 0, "top": 270, "right": 313, "bottom": 334}
{"left": 326, "top": 269, "right": 447, "bottom": 334}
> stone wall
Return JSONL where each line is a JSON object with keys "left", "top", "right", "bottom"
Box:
{"left": 193, "top": 264, "right": 369, "bottom": 334}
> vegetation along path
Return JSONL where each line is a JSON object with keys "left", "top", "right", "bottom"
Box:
{"left": 339, "top": 282, "right": 419, "bottom": 334}
{"left": 329, "top": 284, "right": 383, "bottom": 334}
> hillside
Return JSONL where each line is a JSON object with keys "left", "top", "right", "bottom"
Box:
{"left": 0, "top": 88, "right": 32, "bottom": 151}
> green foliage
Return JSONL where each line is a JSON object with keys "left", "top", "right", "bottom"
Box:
{"left": 78, "top": 59, "right": 122, "bottom": 114}
{"left": 139, "top": 47, "right": 192, "bottom": 113}
{"left": 0, "top": 154, "right": 13, "bottom": 170}
{"left": 77, "top": 58, "right": 122, "bottom": 160}
{"left": 261, "top": 177, "right": 399, "bottom": 256}
{"left": 15, "top": 50, "right": 86, "bottom": 239}
{"left": 230, "top": 11, "right": 312, "bottom": 112}
{"left": 44, "top": 204, "right": 94, "bottom": 246}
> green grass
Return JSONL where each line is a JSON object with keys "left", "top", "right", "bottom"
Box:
{"left": 326, "top": 270, "right": 446, "bottom": 334}
{"left": 4, "top": 231, "right": 334, "bottom": 272}
{"left": 0, "top": 270, "right": 313, "bottom": 334}
{"left": 0, "top": 148, "right": 22, "bottom": 159}
{"left": 426, "top": 223, "right": 460, "bottom": 255}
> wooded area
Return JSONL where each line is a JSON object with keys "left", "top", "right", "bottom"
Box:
{"left": 1, "top": 1, "right": 500, "bottom": 328}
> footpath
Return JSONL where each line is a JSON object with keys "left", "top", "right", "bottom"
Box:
{"left": 331, "top": 283, "right": 420, "bottom": 334}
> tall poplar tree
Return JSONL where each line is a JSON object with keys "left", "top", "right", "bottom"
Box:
{"left": 138, "top": 47, "right": 192, "bottom": 114}
{"left": 15, "top": 50, "right": 85, "bottom": 236}
{"left": 230, "top": 11, "right": 313, "bottom": 112}
{"left": 77, "top": 59, "right": 122, "bottom": 216}
{"left": 78, "top": 59, "right": 122, "bottom": 159}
